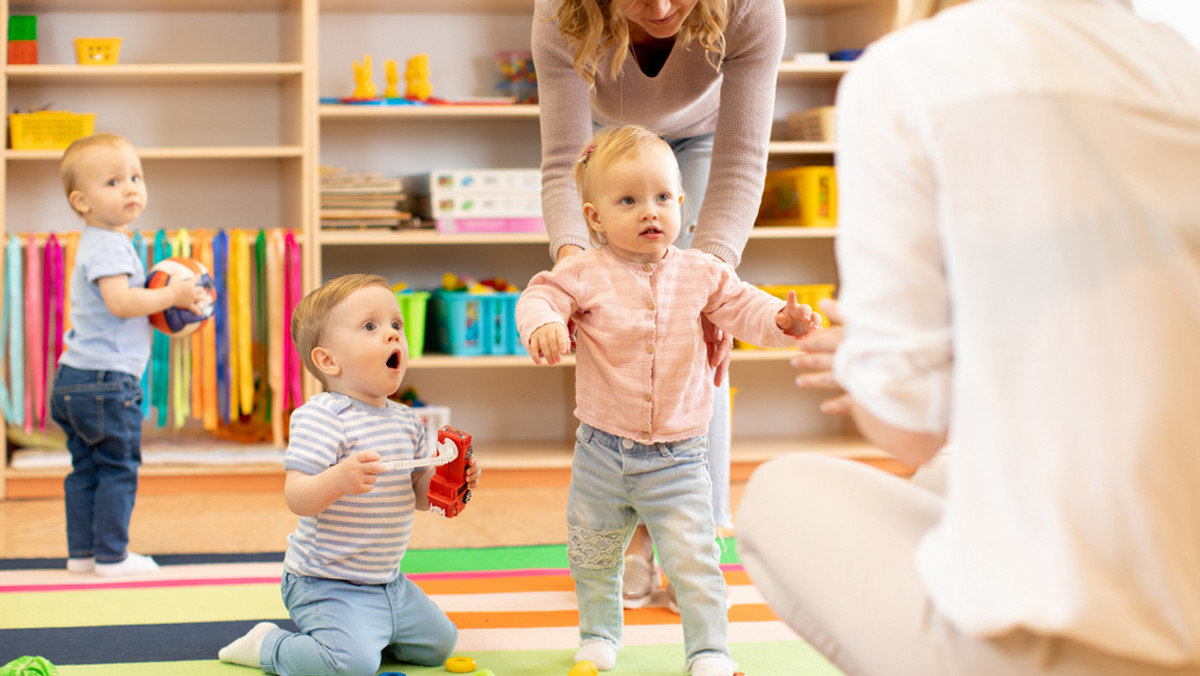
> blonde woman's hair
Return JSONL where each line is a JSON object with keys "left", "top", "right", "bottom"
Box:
{"left": 555, "top": 0, "right": 728, "bottom": 90}
{"left": 60, "top": 133, "right": 136, "bottom": 214}
{"left": 291, "top": 273, "right": 392, "bottom": 389}
{"left": 574, "top": 124, "right": 682, "bottom": 247}
{"left": 897, "top": 0, "right": 972, "bottom": 27}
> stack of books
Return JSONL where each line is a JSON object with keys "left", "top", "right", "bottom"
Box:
{"left": 319, "top": 168, "right": 420, "bottom": 230}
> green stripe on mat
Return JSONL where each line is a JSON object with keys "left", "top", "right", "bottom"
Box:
{"left": 399, "top": 540, "right": 742, "bottom": 573}
{"left": 53, "top": 641, "right": 841, "bottom": 676}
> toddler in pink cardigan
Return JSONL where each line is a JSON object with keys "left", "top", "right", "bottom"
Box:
{"left": 515, "top": 125, "right": 822, "bottom": 676}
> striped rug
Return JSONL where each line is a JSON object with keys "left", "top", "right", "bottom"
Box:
{"left": 0, "top": 545, "right": 842, "bottom": 675}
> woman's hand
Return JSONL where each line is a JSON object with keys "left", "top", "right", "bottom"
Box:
{"left": 792, "top": 298, "right": 852, "bottom": 415}
{"left": 702, "top": 315, "right": 733, "bottom": 387}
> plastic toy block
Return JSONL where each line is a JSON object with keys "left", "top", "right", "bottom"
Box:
{"left": 8, "top": 40, "right": 37, "bottom": 65}
{"left": 8, "top": 15, "right": 36, "bottom": 42}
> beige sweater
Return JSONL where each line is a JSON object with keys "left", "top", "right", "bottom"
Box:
{"left": 532, "top": 0, "right": 786, "bottom": 267}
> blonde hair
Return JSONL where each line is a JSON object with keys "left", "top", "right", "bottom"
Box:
{"left": 574, "top": 124, "right": 681, "bottom": 247}
{"left": 555, "top": 0, "right": 728, "bottom": 90}
{"left": 291, "top": 273, "right": 392, "bottom": 389}
{"left": 897, "top": 0, "right": 972, "bottom": 27}
{"left": 60, "top": 133, "right": 137, "bottom": 215}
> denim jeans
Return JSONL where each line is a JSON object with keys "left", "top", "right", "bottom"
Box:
{"left": 261, "top": 572, "right": 457, "bottom": 676}
{"left": 50, "top": 365, "right": 144, "bottom": 563}
{"left": 567, "top": 423, "right": 729, "bottom": 668}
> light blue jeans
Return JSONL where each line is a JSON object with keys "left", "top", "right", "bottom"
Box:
{"left": 667, "top": 131, "right": 733, "bottom": 530}
{"left": 567, "top": 423, "right": 730, "bottom": 668}
{"left": 260, "top": 571, "right": 457, "bottom": 676}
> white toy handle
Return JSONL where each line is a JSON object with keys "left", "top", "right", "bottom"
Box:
{"left": 380, "top": 436, "right": 459, "bottom": 471}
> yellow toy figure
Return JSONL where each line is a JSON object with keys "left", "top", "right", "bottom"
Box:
{"left": 384, "top": 59, "right": 400, "bottom": 98}
{"left": 405, "top": 53, "right": 433, "bottom": 101}
{"left": 352, "top": 53, "right": 377, "bottom": 99}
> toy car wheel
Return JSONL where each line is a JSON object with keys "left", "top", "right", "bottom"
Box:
{"left": 463, "top": 490, "right": 472, "bottom": 504}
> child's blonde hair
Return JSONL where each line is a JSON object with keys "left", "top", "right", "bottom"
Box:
{"left": 60, "top": 133, "right": 136, "bottom": 215}
{"left": 291, "top": 273, "right": 392, "bottom": 390}
{"left": 574, "top": 124, "right": 682, "bottom": 248}
{"left": 554, "top": 0, "right": 728, "bottom": 90}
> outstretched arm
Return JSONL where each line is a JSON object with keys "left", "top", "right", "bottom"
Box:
{"left": 774, "top": 290, "right": 824, "bottom": 337}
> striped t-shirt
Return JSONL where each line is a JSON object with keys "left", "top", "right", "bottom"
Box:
{"left": 283, "top": 391, "right": 430, "bottom": 585}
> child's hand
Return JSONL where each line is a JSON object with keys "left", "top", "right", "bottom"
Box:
{"left": 167, "top": 274, "right": 203, "bottom": 313}
{"left": 528, "top": 323, "right": 570, "bottom": 365}
{"left": 464, "top": 454, "right": 481, "bottom": 490}
{"left": 336, "top": 450, "right": 384, "bottom": 496}
{"left": 776, "top": 290, "right": 824, "bottom": 338}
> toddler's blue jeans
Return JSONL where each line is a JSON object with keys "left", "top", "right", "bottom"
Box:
{"left": 567, "top": 422, "right": 730, "bottom": 669}
{"left": 50, "top": 364, "right": 144, "bottom": 563}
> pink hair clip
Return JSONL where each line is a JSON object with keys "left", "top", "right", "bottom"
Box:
{"left": 578, "top": 143, "right": 597, "bottom": 166}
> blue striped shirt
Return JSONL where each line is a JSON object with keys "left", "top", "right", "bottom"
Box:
{"left": 283, "top": 392, "right": 430, "bottom": 585}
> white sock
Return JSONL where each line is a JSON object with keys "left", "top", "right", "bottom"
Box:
{"left": 575, "top": 640, "right": 617, "bottom": 671}
{"left": 95, "top": 552, "right": 159, "bottom": 578}
{"left": 66, "top": 557, "right": 95, "bottom": 574}
{"left": 218, "top": 621, "right": 278, "bottom": 667}
{"left": 691, "top": 655, "right": 737, "bottom": 676}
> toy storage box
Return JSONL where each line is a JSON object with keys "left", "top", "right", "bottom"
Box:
{"left": 787, "top": 105, "right": 836, "bottom": 142}
{"left": 429, "top": 290, "right": 523, "bottom": 357}
{"left": 756, "top": 166, "right": 837, "bottom": 228}
{"left": 395, "top": 290, "right": 430, "bottom": 357}
{"left": 8, "top": 111, "right": 95, "bottom": 150}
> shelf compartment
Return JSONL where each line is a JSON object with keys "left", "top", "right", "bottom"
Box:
{"left": 318, "top": 226, "right": 835, "bottom": 247}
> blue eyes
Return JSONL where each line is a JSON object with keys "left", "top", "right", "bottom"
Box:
{"left": 363, "top": 321, "right": 403, "bottom": 332}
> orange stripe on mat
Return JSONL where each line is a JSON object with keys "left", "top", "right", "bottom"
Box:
{"left": 415, "top": 570, "right": 752, "bottom": 595}
{"left": 446, "top": 604, "right": 778, "bottom": 629}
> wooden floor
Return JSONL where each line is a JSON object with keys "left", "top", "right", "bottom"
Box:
{"left": 0, "top": 471, "right": 748, "bottom": 559}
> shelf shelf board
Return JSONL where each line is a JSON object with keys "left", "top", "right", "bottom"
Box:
{"left": 320, "top": 103, "right": 539, "bottom": 120}
{"left": 777, "top": 61, "right": 853, "bottom": 81}
{"left": 6, "top": 63, "right": 304, "bottom": 85}
{"left": 320, "top": 0, "right": 880, "bottom": 13}
{"left": 769, "top": 141, "right": 837, "bottom": 155}
{"left": 8, "top": 1, "right": 297, "bottom": 9}
{"left": 6, "top": 146, "right": 305, "bottom": 161}
{"left": 319, "top": 226, "right": 833, "bottom": 247}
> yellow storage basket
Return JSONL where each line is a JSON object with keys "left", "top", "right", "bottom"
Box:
{"left": 9, "top": 111, "right": 96, "bottom": 150}
{"left": 74, "top": 37, "right": 122, "bottom": 65}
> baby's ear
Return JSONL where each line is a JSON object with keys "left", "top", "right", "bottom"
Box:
{"left": 310, "top": 346, "right": 341, "bottom": 378}
{"left": 68, "top": 190, "right": 90, "bottom": 214}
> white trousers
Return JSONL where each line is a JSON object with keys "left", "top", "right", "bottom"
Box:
{"left": 736, "top": 454, "right": 1200, "bottom": 676}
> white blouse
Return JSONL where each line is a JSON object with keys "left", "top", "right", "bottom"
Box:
{"left": 833, "top": 0, "right": 1200, "bottom": 665}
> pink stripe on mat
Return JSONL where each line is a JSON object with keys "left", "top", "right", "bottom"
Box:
{"left": 0, "top": 576, "right": 281, "bottom": 593}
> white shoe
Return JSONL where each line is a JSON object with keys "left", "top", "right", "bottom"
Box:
{"left": 66, "top": 557, "right": 95, "bottom": 574}
{"left": 96, "top": 552, "right": 159, "bottom": 578}
{"left": 691, "top": 655, "right": 737, "bottom": 676}
{"left": 575, "top": 639, "right": 617, "bottom": 671}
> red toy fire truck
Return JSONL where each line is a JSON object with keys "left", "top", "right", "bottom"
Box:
{"left": 428, "top": 425, "right": 473, "bottom": 518}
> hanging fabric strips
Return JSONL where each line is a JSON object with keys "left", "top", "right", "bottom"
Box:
{"left": 267, "top": 228, "right": 285, "bottom": 445}
{"left": 212, "top": 230, "right": 230, "bottom": 424}
{"left": 284, "top": 231, "right": 303, "bottom": 409}
{"left": 24, "top": 236, "right": 44, "bottom": 434}
{"left": 150, "top": 231, "right": 172, "bottom": 427}
{"left": 1, "top": 235, "right": 24, "bottom": 426}
{"left": 170, "top": 229, "right": 191, "bottom": 427}
{"left": 42, "top": 234, "right": 65, "bottom": 432}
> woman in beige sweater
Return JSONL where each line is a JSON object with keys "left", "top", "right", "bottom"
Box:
{"left": 532, "top": 0, "right": 785, "bottom": 608}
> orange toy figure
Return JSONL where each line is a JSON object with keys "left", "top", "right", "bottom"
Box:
{"left": 384, "top": 59, "right": 400, "bottom": 98}
{"left": 352, "top": 53, "right": 377, "bottom": 99}
{"left": 405, "top": 53, "right": 433, "bottom": 101}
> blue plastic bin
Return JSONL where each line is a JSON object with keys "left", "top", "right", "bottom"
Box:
{"left": 431, "top": 290, "right": 522, "bottom": 356}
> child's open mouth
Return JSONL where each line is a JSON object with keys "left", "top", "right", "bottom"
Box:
{"left": 640, "top": 226, "right": 663, "bottom": 237}
{"left": 386, "top": 351, "right": 401, "bottom": 369}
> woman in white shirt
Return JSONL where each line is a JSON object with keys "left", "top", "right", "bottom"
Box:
{"left": 736, "top": 0, "right": 1200, "bottom": 674}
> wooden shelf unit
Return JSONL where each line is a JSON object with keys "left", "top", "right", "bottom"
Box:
{"left": 0, "top": 0, "right": 896, "bottom": 499}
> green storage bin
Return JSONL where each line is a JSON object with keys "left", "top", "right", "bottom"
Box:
{"left": 395, "top": 290, "right": 430, "bottom": 358}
